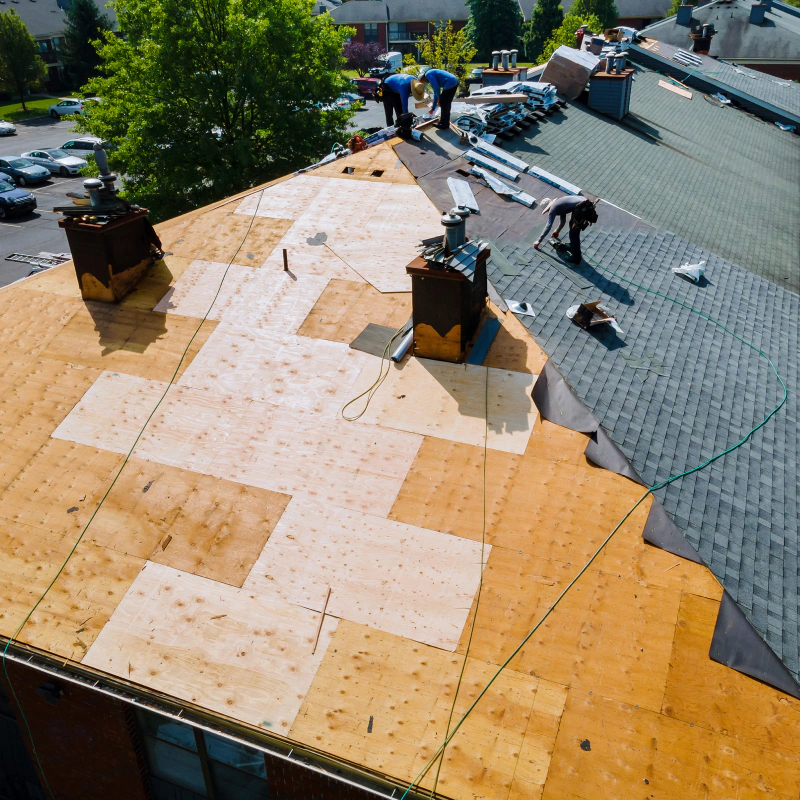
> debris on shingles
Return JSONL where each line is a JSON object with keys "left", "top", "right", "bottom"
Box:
{"left": 621, "top": 353, "right": 668, "bottom": 381}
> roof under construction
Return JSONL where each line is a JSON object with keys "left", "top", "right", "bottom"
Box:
{"left": 1, "top": 66, "right": 800, "bottom": 799}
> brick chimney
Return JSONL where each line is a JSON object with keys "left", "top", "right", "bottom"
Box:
{"left": 750, "top": 3, "right": 767, "bottom": 23}
{"left": 690, "top": 23, "right": 715, "bottom": 53}
{"left": 676, "top": 3, "right": 694, "bottom": 24}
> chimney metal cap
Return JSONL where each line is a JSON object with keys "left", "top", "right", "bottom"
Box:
{"left": 441, "top": 210, "right": 461, "bottom": 228}
{"left": 83, "top": 178, "right": 102, "bottom": 190}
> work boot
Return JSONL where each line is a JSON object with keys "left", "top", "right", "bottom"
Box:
{"left": 533, "top": 241, "right": 542, "bottom": 250}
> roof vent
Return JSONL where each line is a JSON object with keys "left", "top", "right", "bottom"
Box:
{"left": 749, "top": 2, "right": 767, "bottom": 23}
{"left": 676, "top": 3, "right": 694, "bottom": 24}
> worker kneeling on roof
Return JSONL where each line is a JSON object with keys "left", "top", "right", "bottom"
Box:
{"left": 382, "top": 72, "right": 422, "bottom": 128}
{"left": 534, "top": 195, "right": 598, "bottom": 264}
{"left": 416, "top": 68, "right": 459, "bottom": 130}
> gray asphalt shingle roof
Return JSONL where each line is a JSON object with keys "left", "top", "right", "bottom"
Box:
{"left": 505, "top": 67, "right": 800, "bottom": 290}
{"left": 0, "top": 0, "right": 116, "bottom": 38}
{"left": 486, "top": 226, "right": 800, "bottom": 682}
{"left": 640, "top": 0, "right": 800, "bottom": 61}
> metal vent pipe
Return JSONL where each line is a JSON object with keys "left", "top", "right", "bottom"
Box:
{"left": 501, "top": 50, "right": 510, "bottom": 70}
{"left": 491, "top": 51, "right": 500, "bottom": 69}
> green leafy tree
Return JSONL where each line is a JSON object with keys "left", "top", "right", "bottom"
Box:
{"left": 465, "top": 0, "right": 523, "bottom": 61}
{"left": 418, "top": 21, "right": 477, "bottom": 88}
{"left": 77, "top": 0, "right": 353, "bottom": 220}
{"left": 61, "top": 0, "right": 112, "bottom": 90}
{"left": 0, "top": 10, "right": 47, "bottom": 111}
{"left": 523, "top": 0, "right": 563, "bottom": 62}
{"left": 537, "top": 11, "right": 602, "bottom": 63}
{"left": 570, "top": 0, "right": 618, "bottom": 31}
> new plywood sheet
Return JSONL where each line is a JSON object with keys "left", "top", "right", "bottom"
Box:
{"left": 350, "top": 358, "right": 537, "bottom": 454}
{"left": 88, "top": 457, "right": 290, "bottom": 587}
{"left": 484, "top": 304, "right": 549, "bottom": 375}
{"left": 295, "top": 278, "right": 412, "bottom": 344}
{"left": 543, "top": 690, "right": 800, "bottom": 799}
{"left": 290, "top": 621, "right": 566, "bottom": 800}
{"left": 54, "top": 376, "right": 422, "bottom": 517}
{"left": 662, "top": 593, "right": 800, "bottom": 758}
{"left": 327, "top": 183, "right": 443, "bottom": 293}
{"left": 52, "top": 371, "right": 167, "bottom": 456}
{"left": 234, "top": 174, "right": 327, "bottom": 221}
{"left": 153, "top": 261, "right": 329, "bottom": 334}
{"left": 41, "top": 301, "right": 217, "bottom": 383}
{"left": 260, "top": 241, "right": 364, "bottom": 282}
{"left": 83, "top": 562, "right": 338, "bottom": 733}
{"left": 243, "top": 498, "right": 488, "bottom": 650}
{"left": 178, "top": 325, "right": 368, "bottom": 417}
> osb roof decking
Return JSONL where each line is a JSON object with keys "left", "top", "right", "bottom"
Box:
{"left": 1, "top": 143, "right": 799, "bottom": 799}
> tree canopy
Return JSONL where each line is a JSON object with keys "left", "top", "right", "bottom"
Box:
{"left": 465, "top": 0, "right": 523, "bottom": 61}
{"left": 537, "top": 11, "right": 603, "bottom": 64}
{"left": 77, "top": 0, "right": 353, "bottom": 220}
{"left": 569, "top": 0, "right": 618, "bottom": 32}
{"left": 62, "top": 0, "right": 112, "bottom": 90}
{"left": 523, "top": 0, "right": 563, "bottom": 62}
{"left": 418, "top": 21, "right": 477, "bottom": 87}
{"left": 343, "top": 40, "right": 385, "bottom": 76}
{"left": 0, "top": 10, "right": 47, "bottom": 111}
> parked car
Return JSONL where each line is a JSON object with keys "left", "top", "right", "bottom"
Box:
{"left": 0, "top": 120, "right": 16, "bottom": 136}
{"left": 369, "top": 51, "right": 403, "bottom": 77}
{"left": 351, "top": 77, "right": 381, "bottom": 101}
{"left": 21, "top": 149, "right": 88, "bottom": 176}
{"left": 0, "top": 181, "right": 37, "bottom": 219}
{"left": 48, "top": 98, "right": 86, "bottom": 118}
{"left": 59, "top": 137, "right": 114, "bottom": 159}
{"left": 0, "top": 157, "right": 50, "bottom": 186}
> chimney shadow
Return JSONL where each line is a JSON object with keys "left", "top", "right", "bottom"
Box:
{"left": 84, "top": 298, "right": 168, "bottom": 358}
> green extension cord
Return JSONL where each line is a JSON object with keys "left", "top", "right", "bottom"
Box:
{"left": 401, "top": 248, "right": 788, "bottom": 799}
{"left": 1, "top": 188, "right": 267, "bottom": 800}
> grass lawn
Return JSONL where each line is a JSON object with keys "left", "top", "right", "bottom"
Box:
{"left": 0, "top": 96, "right": 58, "bottom": 122}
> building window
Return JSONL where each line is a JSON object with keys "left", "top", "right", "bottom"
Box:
{"left": 389, "top": 22, "right": 407, "bottom": 41}
{"left": 136, "top": 710, "right": 271, "bottom": 800}
{"left": 364, "top": 23, "right": 379, "bottom": 42}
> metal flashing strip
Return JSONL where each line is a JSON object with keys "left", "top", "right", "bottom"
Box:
{"left": 464, "top": 150, "right": 521, "bottom": 181}
{"left": 710, "top": 592, "right": 800, "bottom": 700}
{"left": 472, "top": 167, "right": 536, "bottom": 208}
{"left": 526, "top": 165, "right": 581, "bottom": 195}
{"left": 472, "top": 140, "right": 530, "bottom": 173}
{"left": 673, "top": 49, "right": 703, "bottom": 68}
{"left": 0, "top": 641, "right": 432, "bottom": 800}
{"left": 447, "top": 177, "right": 479, "bottom": 212}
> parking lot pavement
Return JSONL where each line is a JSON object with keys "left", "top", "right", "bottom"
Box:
{"left": 348, "top": 97, "right": 387, "bottom": 132}
{"left": 0, "top": 117, "right": 78, "bottom": 288}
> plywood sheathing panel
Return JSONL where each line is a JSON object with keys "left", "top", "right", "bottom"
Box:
{"left": 310, "top": 142, "right": 418, "bottom": 185}
{"left": 0, "top": 358, "right": 102, "bottom": 493}
{"left": 117, "top": 255, "right": 195, "bottom": 311}
{"left": 87, "top": 458, "right": 290, "bottom": 587}
{"left": 20, "top": 261, "right": 82, "bottom": 299}
{"left": 177, "top": 326, "right": 368, "bottom": 417}
{"left": 349, "top": 357, "right": 537, "bottom": 455}
{"left": 327, "top": 183, "right": 443, "bottom": 293}
{"left": 456, "top": 545, "right": 680, "bottom": 712}
{"left": 243, "top": 498, "right": 488, "bottom": 651}
{"left": 389, "top": 435, "right": 721, "bottom": 601}
{"left": 41, "top": 302, "right": 217, "bottom": 383}
{"left": 153, "top": 261, "right": 329, "bottom": 334}
{"left": 662, "top": 592, "right": 800, "bottom": 758}
{"left": 290, "top": 621, "right": 567, "bottom": 800}
{"left": 296, "top": 278, "right": 412, "bottom": 344}
{"left": 261, "top": 240, "right": 365, "bottom": 282}
{"left": 156, "top": 205, "right": 291, "bottom": 266}
{"left": 542, "top": 689, "right": 800, "bottom": 799}
{"left": 83, "top": 562, "right": 338, "bottom": 733}
{"left": 234, "top": 174, "right": 328, "bottom": 221}
{"left": 54, "top": 375, "right": 422, "bottom": 516}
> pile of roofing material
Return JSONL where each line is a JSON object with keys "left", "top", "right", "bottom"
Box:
{"left": 452, "top": 81, "right": 565, "bottom": 139}
{"left": 541, "top": 45, "right": 601, "bottom": 99}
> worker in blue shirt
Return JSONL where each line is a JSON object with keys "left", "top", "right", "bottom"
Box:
{"left": 382, "top": 73, "right": 416, "bottom": 127}
{"left": 419, "top": 68, "right": 459, "bottom": 129}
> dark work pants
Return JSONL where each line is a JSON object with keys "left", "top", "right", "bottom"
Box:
{"left": 383, "top": 87, "right": 404, "bottom": 127}
{"left": 568, "top": 219, "right": 583, "bottom": 263}
{"left": 438, "top": 85, "right": 457, "bottom": 127}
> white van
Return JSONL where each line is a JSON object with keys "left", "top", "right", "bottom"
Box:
{"left": 370, "top": 51, "right": 403, "bottom": 76}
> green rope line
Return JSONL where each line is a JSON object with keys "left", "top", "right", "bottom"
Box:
{"left": 428, "top": 365, "right": 490, "bottom": 798}
{"left": 401, "top": 248, "right": 788, "bottom": 799}
{"left": 1, "top": 188, "right": 267, "bottom": 797}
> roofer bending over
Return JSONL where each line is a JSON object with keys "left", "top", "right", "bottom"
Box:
{"left": 418, "top": 68, "right": 459, "bottom": 130}
{"left": 382, "top": 73, "right": 419, "bottom": 128}
{"left": 534, "top": 195, "right": 598, "bottom": 264}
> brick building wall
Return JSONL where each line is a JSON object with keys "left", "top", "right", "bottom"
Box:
{"left": 0, "top": 662, "right": 150, "bottom": 800}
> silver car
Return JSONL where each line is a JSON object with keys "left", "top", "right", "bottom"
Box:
{"left": 48, "top": 98, "right": 86, "bottom": 118}
{"left": 21, "top": 149, "right": 88, "bottom": 177}
{"left": 0, "top": 120, "right": 15, "bottom": 136}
